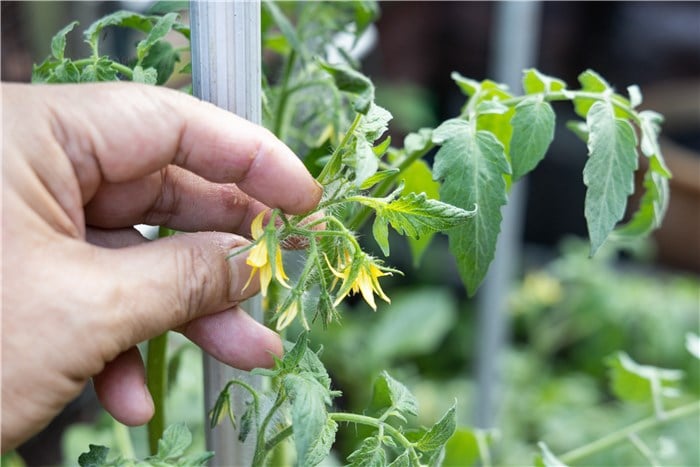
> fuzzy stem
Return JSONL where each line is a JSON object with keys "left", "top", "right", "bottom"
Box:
{"left": 559, "top": 401, "right": 700, "bottom": 465}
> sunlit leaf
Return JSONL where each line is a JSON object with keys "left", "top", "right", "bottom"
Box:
{"left": 509, "top": 96, "right": 556, "bottom": 180}
{"left": 583, "top": 101, "right": 638, "bottom": 255}
{"left": 415, "top": 404, "right": 457, "bottom": 452}
{"left": 606, "top": 352, "right": 684, "bottom": 404}
{"left": 432, "top": 119, "right": 510, "bottom": 295}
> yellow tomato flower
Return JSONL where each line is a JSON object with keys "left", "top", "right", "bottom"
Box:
{"left": 243, "top": 211, "right": 290, "bottom": 296}
{"left": 326, "top": 251, "right": 391, "bottom": 311}
{"left": 275, "top": 296, "right": 300, "bottom": 330}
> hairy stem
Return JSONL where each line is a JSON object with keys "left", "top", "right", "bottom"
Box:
{"left": 146, "top": 332, "right": 168, "bottom": 455}
{"left": 329, "top": 412, "right": 420, "bottom": 465}
{"left": 317, "top": 113, "right": 363, "bottom": 184}
{"left": 559, "top": 401, "right": 700, "bottom": 464}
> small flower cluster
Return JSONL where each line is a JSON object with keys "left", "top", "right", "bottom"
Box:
{"left": 242, "top": 210, "right": 396, "bottom": 330}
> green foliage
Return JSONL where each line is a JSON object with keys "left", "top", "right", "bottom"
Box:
{"left": 77, "top": 424, "right": 212, "bottom": 467}
{"left": 40, "top": 2, "right": 679, "bottom": 466}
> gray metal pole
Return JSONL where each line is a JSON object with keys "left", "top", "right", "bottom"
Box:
{"left": 474, "top": 1, "right": 542, "bottom": 429}
{"left": 190, "top": 1, "right": 262, "bottom": 464}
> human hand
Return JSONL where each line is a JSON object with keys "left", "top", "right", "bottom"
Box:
{"left": 1, "top": 82, "right": 322, "bottom": 451}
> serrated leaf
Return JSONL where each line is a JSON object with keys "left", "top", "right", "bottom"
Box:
{"left": 401, "top": 159, "right": 441, "bottom": 266}
{"left": 84, "top": 11, "right": 153, "bottom": 54}
{"left": 432, "top": 119, "right": 510, "bottom": 295}
{"left": 639, "top": 110, "right": 672, "bottom": 175}
{"left": 80, "top": 57, "right": 119, "bottom": 82}
{"left": 156, "top": 423, "right": 192, "bottom": 459}
{"left": 53, "top": 60, "right": 81, "bottom": 83}
{"left": 353, "top": 138, "right": 379, "bottom": 187}
{"left": 614, "top": 158, "right": 669, "bottom": 238}
{"left": 534, "top": 442, "right": 568, "bottom": 467}
{"left": 304, "top": 417, "right": 338, "bottom": 467}
{"left": 360, "top": 169, "right": 400, "bottom": 190}
{"left": 388, "top": 450, "right": 411, "bottom": 467}
{"left": 137, "top": 12, "right": 178, "bottom": 62}
{"left": 283, "top": 373, "right": 332, "bottom": 467}
{"left": 404, "top": 128, "right": 433, "bottom": 156}
{"left": 416, "top": 405, "right": 457, "bottom": 452}
{"left": 686, "top": 333, "right": 700, "bottom": 359}
{"left": 51, "top": 21, "right": 79, "bottom": 61}
{"left": 606, "top": 352, "right": 683, "bottom": 404}
{"left": 132, "top": 65, "right": 158, "bottom": 85}
{"left": 369, "top": 371, "right": 419, "bottom": 420}
{"left": 347, "top": 436, "right": 386, "bottom": 467}
{"left": 510, "top": 96, "right": 556, "bottom": 180}
{"left": 583, "top": 101, "right": 639, "bottom": 255}
{"left": 357, "top": 103, "right": 392, "bottom": 142}
{"left": 78, "top": 445, "right": 110, "bottom": 467}
{"left": 320, "top": 61, "right": 375, "bottom": 114}
{"left": 523, "top": 69, "right": 566, "bottom": 94}
{"left": 141, "top": 39, "right": 180, "bottom": 85}
{"left": 358, "top": 191, "right": 476, "bottom": 256}
{"left": 573, "top": 69, "right": 611, "bottom": 117}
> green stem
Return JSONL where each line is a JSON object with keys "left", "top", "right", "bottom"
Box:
{"left": 273, "top": 50, "right": 297, "bottom": 139}
{"left": 559, "top": 401, "right": 700, "bottom": 464}
{"left": 317, "top": 113, "right": 363, "bottom": 184}
{"left": 146, "top": 332, "right": 168, "bottom": 455}
{"left": 347, "top": 142, "right": 435, "bottom": 231}
{"left": 264, "top": 425, "right": 293, "bottom": 452}
{"left": 72, "top": 58, "right": 134, "bottom": 79}
{"left": 253, "top": 391, "right": 287, "bottom": 467}
{"left": 329, "top": 412, "right": 420, "bottom": 465}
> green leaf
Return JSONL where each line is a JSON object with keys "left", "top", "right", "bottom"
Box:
{"left": 357, "top": 190, "right": 477, "bottom": 256}
{"left": 136, "top": 12, "right": 178, "bottom": 62}
{"left": 78, "top": 445, "right": 110, "bottom": 467}
{"left": 263, "top": 0, "right": 302, "bottom": 55}
{"left": 432, "top": 119, "right": 511, "bottom": 295}
{"left": 283, "top": 373, "right": 333, "bottom": 467}
{"left": 606, "top": 352, "right": 683, "bottom": 404}
{"left": 415, "top": 404, "right": 457, "bottom": 452}
{"left": 357, "top": 103, "right": 392, "bottom": 142}
{"left": 534, "top": 442, "right": 568, "bottom": 467}
{"left": 304, "top": 418, "right": 338, "bottom": 467}
{"left": 509, "top": 96, "right": 556, "bottom": 180}
{"left": 83, "top": 11, "right": 153, "bottom": 54}
{"left": 401, "top": 159, "right": 441, "bottom": 266}
{"left": 80, "top": 57, "right": 119, "bottom": 82}
{"left": 614, "top": 158, "right": 669, "bottom": 238}
{"left": 132, "top": 65, "right": 158, "bottom": 85}
{"left": 360, "top": 169, "right": 400, "bottom": 190}
{"left": 566, "top": 120, "right": 588, "bottom": 143}
{"left": 141, "top": 41, "right": 180, "bottom": 85}
{"left": 639, "top": 110, "right": 671, "bottom": 176}
{"left": 353, "top": 138, "right": 379, "bottom": 187}
{"left": 583, "top": 101, "right": 639, "bottom": 255}
{"left": 687, "top": 333, "right": 700, "bottom": 360}
{"left": 522, "top": 69, "right": 566, "bottom": 94}
{"left": 573, "top": 69, "right": 611, "bottom": 117}
{"left": 319, "top": 61, "right": 375, "bottom": 114}
{"left": 442, "top": 428, "right": 487, "bottom": 467}
{"left": 148, "top": 1, "right": 189, "bottom": 15}
{"left": 347, "top": 436, "right": 386, "bottom": 467}
{"left": 53, "top": 60, "right": 81, "bottom": 83}
{"left": 367, "top": 288, "right": 457, "bottom": 363}
{"left": 387, "top": 450, "right": 411, "bottom": 467}
{"left": 51, "top": 21, "right": 79, "bottom": 61}
{"left": 237, "top": 401, "right": 255, "bottom": 443}
{"left": 156, "top": 423, "right": 192, "bottom": 459}
{"left": 369, "top": 371, "right": 419, "bottom": 421}
{"left": 403, "top": 128, "right": 434, "bottom": 156}
{"left": 177, "top": 451, "right": 215, "bottom": 467}
{"left": 31, "top": 58, "right": 56, "bottom": 83}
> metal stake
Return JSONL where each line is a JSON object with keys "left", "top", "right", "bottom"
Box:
{"left": 190, "top": 1, "right": 262, "bottom": 464}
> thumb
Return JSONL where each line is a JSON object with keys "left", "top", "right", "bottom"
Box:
{"left": 96, "top": 231, "right": 260, "bottom": 347}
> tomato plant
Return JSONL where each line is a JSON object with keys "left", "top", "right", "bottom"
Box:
{"left": 23, "top": 1, "right": 699, "bottom": 466}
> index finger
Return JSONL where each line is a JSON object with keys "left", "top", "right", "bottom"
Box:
{"left": 39, "top": 82, "right": 322, "bottom": 214}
